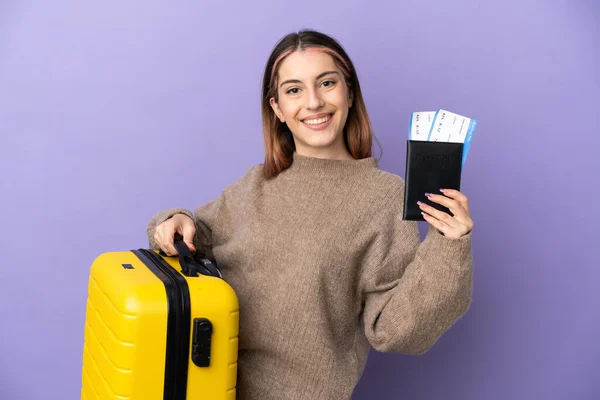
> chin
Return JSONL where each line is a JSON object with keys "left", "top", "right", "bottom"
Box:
{"left": 291, "top": 113, "right": 348, "bottom": 152}
{"left": 300, "top": 131, "right": 338, "bottom": 146}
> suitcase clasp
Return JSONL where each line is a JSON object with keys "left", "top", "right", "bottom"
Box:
{"left": 191, "top": 318, "right": 213, "bottom": 367}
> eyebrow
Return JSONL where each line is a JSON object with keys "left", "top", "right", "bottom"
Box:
{"left": 279, "top": 71, "right": 340, "bottom": 88}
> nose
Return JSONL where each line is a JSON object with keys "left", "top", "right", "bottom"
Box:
{"left": 304, "top": 88, "right": 325, "bottom": 110}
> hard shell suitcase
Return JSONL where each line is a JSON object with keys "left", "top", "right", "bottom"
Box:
{"left": 80, "top": 240, "right": 239, "bottom": 399}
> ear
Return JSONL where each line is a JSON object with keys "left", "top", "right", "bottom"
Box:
{"left": 269, "top": 97, "right": 285, "bottom": 123}
{"left": 348, "top": 90, "right": 354, "bottom": 108}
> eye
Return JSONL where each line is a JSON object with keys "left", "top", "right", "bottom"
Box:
{"left": 286, "top": 87, "right": 300, "bottom": 95}
{"left": 321, "top": 80, "right": 336, "bottom": 88}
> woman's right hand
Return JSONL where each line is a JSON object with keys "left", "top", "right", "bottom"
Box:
{"left": 154, "top": 213, "right": 197, "bottom": 256}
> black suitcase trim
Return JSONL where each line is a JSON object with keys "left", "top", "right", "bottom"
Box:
{"left": 133, "top": 249, "right": 191, "bottom": 400}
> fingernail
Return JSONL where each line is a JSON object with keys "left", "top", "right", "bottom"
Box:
{"left": 417, "top": 201, "right": 422, "bottom": 205}
{"left": 425, "top": 192, "right": 431, "bottom": 197}
{"left": 439, "top": 188, "right": 445, "bottom": 192}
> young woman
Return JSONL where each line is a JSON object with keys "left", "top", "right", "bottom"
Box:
{"left": 148, "top": 30, "right": 474, "bottom": 400}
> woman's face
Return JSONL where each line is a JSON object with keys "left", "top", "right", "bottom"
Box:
{"left": 270, "top": 49, "right": 353, "bottom": 160}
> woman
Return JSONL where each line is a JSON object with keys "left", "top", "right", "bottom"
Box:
{"left": 147, "top": 30, "right": 474, "bottom": 400}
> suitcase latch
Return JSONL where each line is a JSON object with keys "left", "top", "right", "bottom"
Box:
{"left": 192, "top": 318, "right": 212, "bottom": 367}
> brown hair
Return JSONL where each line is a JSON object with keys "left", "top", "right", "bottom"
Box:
{"left": 261, "top": 30, "right": 375, "bottom": 179}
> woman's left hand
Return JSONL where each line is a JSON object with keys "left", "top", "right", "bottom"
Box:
{"left": 418, "top": 189, "right": 474, "bottom": 239}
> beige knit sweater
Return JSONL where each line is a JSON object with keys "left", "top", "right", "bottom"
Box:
{"left": 147, "top": 152, "right": 473, "bottom": 400}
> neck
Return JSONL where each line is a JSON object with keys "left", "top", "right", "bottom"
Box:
{"left": 294, "top": 144, "right": 355, "bottom": 161}
{"left": 286, "top": 151, "right": 378, "bottom": 178}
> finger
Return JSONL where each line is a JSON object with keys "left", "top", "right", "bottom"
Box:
{"left": 418, "top": 200, "right": 461, "bottom": 228}
{"left": 155, "top": 228, "right": 171, "bottom": 255}
{"left": 160, "top": 224, "right": 179, "bottom": 256}
{"left": 181, "top": 222, "right": 196, "bottom": 253}
{"left": 425, "top": 193, "right": 468, "bottom": 221}
{"left": 433, "top": 190, "right": 472, "bottom": 227}
{"left": 422, "top": 208, "right": 473, "bottom": 238}
{"left": 153, "top": 231, "right": 162, "bottom": 251}
{"left": 421, "top": 211, "right": 450, "bottom": 233}
{"left": 420, "top": 198, "right": 473, "bottom": 233}
{"left": 439, "top": 189, "right": 470, "bottom": 212}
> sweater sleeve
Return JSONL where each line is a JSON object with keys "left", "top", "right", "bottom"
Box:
{"left": 146, "top": 196, "right": 224, "bottom": 260}
{"left": 359, "top": 211, "right": 473, "bottom": 355}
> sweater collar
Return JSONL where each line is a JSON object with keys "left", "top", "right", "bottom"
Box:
{"left": 287, "top": 152, "right": 378, "bottom": 178}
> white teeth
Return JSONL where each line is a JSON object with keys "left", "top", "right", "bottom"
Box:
{"left": 303, "top": 115, "right": 331, "bottom": 125}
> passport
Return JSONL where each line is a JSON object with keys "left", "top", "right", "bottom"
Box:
{"left": 402, "top": 140, "right": 463, "bottom": 221}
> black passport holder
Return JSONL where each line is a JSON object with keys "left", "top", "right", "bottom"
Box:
{"left": 403, "top": 140, "right": 464, "bottom": 221}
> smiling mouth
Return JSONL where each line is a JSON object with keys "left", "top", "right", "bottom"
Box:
{"left": 302, "top": 114, "right": 332, "bottom": 125}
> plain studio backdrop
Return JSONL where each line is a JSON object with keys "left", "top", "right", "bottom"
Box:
{"left": 1, "top": 1, "right": 598, "bottom": 399}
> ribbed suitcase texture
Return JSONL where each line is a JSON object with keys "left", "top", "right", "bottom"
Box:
{"left": 80, "top": 245, "right": 239, "bottom": 400}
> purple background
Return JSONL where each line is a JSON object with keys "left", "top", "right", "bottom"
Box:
{"left": 1, "top": 1, "right": 598, "bottom": 399}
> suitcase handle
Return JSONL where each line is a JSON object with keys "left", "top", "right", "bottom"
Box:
{"left": 173, "top": 239, "right": 223, "bottom": 278}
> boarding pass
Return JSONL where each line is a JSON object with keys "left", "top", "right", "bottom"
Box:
{"left": 409, "top": 109, "right": 477, "bottom": 167}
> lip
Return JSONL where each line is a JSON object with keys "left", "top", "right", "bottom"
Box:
{"left": 301, "top": 113, "right": 332, "bottom": 121}
{"left": 301, "top": 113, "right": 333, "bottom": 131}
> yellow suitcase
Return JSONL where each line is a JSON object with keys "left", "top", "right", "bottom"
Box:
{"left": 80, "top": 239, "right": 239, "bottom": 399}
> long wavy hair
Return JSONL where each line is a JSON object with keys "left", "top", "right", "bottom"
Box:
{"left": 261, "top": 30, "right": 375, "bottom": 179}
